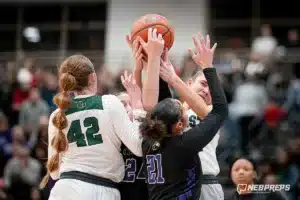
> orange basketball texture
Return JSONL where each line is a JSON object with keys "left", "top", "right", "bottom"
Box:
{"left": 131, "top": 14, "right": 174, "bottom": 51}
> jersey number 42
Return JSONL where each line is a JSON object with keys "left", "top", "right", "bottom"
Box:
{"left": 67, "top": 117, "right": 103, "bottom": 147}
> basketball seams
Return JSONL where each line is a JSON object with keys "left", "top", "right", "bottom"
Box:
{"left": 131, "top": 23, "right": 171, "bottom": 43}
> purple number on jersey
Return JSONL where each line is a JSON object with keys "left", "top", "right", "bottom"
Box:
{"left": 146, "top": 154, "right": 165, "bottom": 184}
{"left": 123, "top": 158, "right": 136, "bottom": 182}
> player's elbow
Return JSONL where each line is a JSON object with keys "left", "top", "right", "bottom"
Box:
{"left": 131, "top": 148, "right": 143, "bottom": 157}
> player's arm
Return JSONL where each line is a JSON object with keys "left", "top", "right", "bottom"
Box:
{"left": 134, "top": 67, "right": 143, "bottom": 90}
{"left": 126, "top": 35, "right": 144, "bottom": 89}
{"left": 160, "top": 60, "right": 210, "bottom": 119}
{"left": 107, "top": 95, "right": 144, "bottom": 157}
{"left": 47, "top": 111, "right": 60, "bottom": 180}
{"left": 181, "top": 68, "right": 228, "bottom": 154}
{"left": 139, "top": 28, "right": 165, "bottom": 111}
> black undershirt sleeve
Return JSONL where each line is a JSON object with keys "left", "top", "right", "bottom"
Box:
{"left": 180, "top": 68, "right": 228, "bottom": 155}
{"left": 158, "top": 77, "right": 172, "bottom": 102}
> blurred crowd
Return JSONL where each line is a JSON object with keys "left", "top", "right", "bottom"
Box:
{"left": 0, "top": 24, "right": 299, "bottom": 200}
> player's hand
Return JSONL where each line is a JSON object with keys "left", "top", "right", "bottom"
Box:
{"left": 159, "top": 50, "right": 178, "bottom": 85}
{"left": 121, "top": 71, "right": 143, "bottom": 110}
{"left": 126, "top": 35, "right": 145, "bottom": 72}
{"left": 188, "top": 33, "right": 217, "bottom": 69}
{"left": 139, "top": 28, "right": 165, "bottom": 59}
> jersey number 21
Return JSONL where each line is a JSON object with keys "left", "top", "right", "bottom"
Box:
{"left": 67, "top": 116, "right": 102, "bottom": 147}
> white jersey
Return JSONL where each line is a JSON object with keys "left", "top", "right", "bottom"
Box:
{"left": 48, "top": 94, "right": 143, "bottom": 183}
{"left": 184, "top": 109, "right": 220, "bottom": 176}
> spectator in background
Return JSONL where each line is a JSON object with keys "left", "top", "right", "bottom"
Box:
{"left": 229, "top": 73, "right": 268, "bottom": 155}
{"left": 11, "top": 125, "right": 27, "bottom": 147}
{"left": 283, "top": 63, "right": 300, "bottom": 135}
{"left": 19, "top": 87, "right": 49, "bottom": 134}
{"left": 251, "top": 24, "right": 277, "bottom": 58}
{"left": 40, "top": 73, "right": 57, "bottom": 112}
{"left": 285, "top": 29, "right": 300, "bottom": 48}
{"left": 31, "top": 187, "right": 41, "bottom": 200}
{"left": 245, "top": 52, "right": 266, "bottom": 79}
{"left": 0, "top": 112, "right": 12, "bottom": 177}
{"left": 11, "top": 61, "right": 33, "bottom": 126}
{"left": 31, "top": 115, "right": 48, "bottom": 176}
{"left": 274, "top": 147, "right": 299, "bottom": 200}
{"left": 3, "top": 145, "right": 41, "bottom": 200}
{"left": 229, "top": 157, "right": 287, "bottom": 200}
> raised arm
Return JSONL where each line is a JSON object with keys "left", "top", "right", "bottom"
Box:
{"left": 121, "top": 70, "right": 143, "bottom": 110}
{"left": 181, "top": 67, "right": 228, "bottom": 154}
{"left": 126, "top": 35, "right": 144, "bottom": 89}
{"left": 139, "top": 28, "right": 165, "bottom": 111}
{"left": 159, "top": 55, "right": 210, "bottom": 119}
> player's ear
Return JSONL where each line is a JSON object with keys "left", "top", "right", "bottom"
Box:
{"left": 88, "top": 73, "right": 97, "bottom": 89}
{"left": 187, "top": 79, "right": 193, "bottom": 86}
{"left": 173, "top": 121, "right": 184, "bottom": 135}
{"left": 89, "top": 72, "right": 97, "bottom": 83}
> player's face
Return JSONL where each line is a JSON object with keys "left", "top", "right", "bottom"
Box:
{"left": 231, "top": 159, "right": 255, "bottom": 185}
{"left": 188, "top": 74, "right": 212, "bottom": 105}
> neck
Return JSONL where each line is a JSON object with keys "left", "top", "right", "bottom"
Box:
{"left": 73, "top": 88, "right": 95, "bottom": 96}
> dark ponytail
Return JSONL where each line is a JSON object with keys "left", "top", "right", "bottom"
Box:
{"left": 139, "top": 114, "right": 168, "bottom": 141}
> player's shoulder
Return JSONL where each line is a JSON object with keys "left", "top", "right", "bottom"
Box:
{"left": 49, "top": 109, "right": 60, "bottom": 120}
{"left": 101, "top": 94, "right": 122, "bottom": 110}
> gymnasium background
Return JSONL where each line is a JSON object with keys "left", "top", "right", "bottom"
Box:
{"left": 0, "top": 0, "right": 299, "bottom": 199}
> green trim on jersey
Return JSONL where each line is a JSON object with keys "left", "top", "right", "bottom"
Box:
{"left": 65, "top": 95, "right": 103, "bottom": 116}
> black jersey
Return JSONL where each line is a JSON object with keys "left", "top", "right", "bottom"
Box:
{"left": 119, "top": 144, "right": 148, "bottom": 200}
{"left": 142, "top": 68, "right": 228, "bottom": 200}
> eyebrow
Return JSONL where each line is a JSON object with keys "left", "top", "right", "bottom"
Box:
{"left": 200, "top": 80, "right": 208, "bottom": 84}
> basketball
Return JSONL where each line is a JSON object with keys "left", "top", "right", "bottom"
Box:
{"left": 131, "top": 14, "right": 174, "bottom": 51}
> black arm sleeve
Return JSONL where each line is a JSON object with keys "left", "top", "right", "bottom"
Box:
{"left": 158, "top": 77, "right": 172, "bottom": 102}
{"left": 180, "top": 68, "right": 228, "bottom": 154}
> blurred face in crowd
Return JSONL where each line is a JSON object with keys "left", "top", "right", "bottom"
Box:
{"left": 46, "top": 74, "right": 58, "bottom": 90}
{"left": 117, "top": 93, "right": 133, "bottom": 120}
{"left": 12, "top": 126, "right": 25, "bottom": 144}
{"left": 24, "top": 58, "right": 34, "bottom": 71}
{"left": 187, "top": 73, "right": 212, "bottom": 105}
{"left": 0, "top": 116, "right": 8, "bottom": 132}
{"left": 13, "top": 145, "right": 29, "bottom": 162}
{"left": 288, "top": 29, "right": 298, "bottom": 41}
{"left": 31, "top": 188, "right": 41, "bottom": 200}
{"left": 276, "top": 147, "right": 288, "bottom": 165}
{"left": 39, "top": 116, "right": 49, "bottom": 139}
{"left": 29, "top": 88, "right": 40, "bottom": 102}
{"left": 264, "top": 174, "right": 278, "bottom": 184}
{"left": 261, "top": 24, "right": 272, "bottom": 36}
{"left": 231, "top": 158, "right": 255, "bottom": 185}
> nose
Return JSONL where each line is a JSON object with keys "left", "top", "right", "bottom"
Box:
{"left": 237, "top": 169, "right": 245, "bottom": 176}
{"left": 203, "top": 87, "right": 210, "bottom": 95}
{"left": 200, "top": 89, "right": 208, "bottom": 97}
